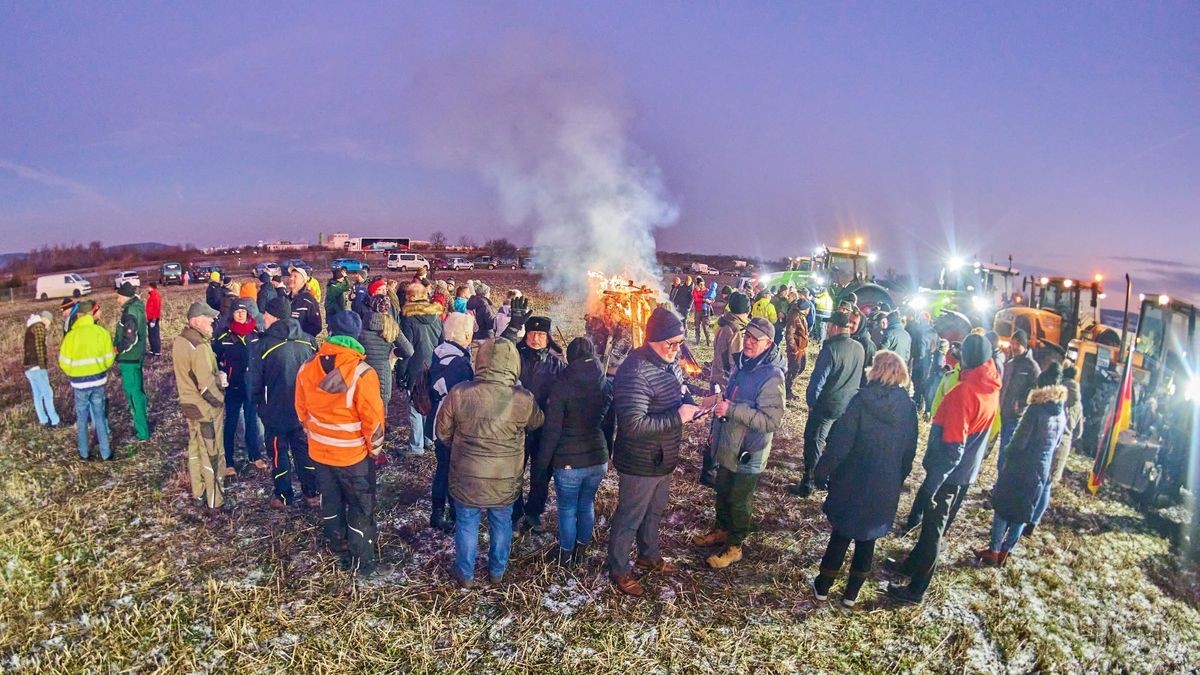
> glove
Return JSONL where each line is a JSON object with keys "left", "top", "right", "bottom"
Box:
{"left": 508, "top": 296, "right": 531, "bottom": 329}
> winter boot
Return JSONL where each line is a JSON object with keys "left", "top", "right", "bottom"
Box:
{"left": 974, "top": 549, "right": 1003, "bottom": 567}
{"left": 998, "top": 551, "right": 1011, "bottom": 567}
{"left": 885, "top": 582, "right": 924, "bottom": 605}
{"left": 706, "top": 545, "right": 743, "bottom": 569}
{"left": 611, "top": 574, "right": 644, "bottom": 597}
{"left": 572, "top": 542, "right": 591, "bottom": 566}
{"left": 691, "top": 528, "right": 729, "bottom": 547}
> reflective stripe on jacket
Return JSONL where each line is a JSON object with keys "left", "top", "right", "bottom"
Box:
{"left": 296, "top": 340, "right": 385, "bottom": 467}
{"left": 58, "top": 315, "right": 115, "bottom": 388}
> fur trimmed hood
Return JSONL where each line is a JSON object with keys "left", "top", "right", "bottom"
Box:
{"left": 1027, "top": 383, "right": 1068, "bottom": 406}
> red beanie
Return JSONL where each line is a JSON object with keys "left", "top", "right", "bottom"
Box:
{"left": 368, "top": 279, "right": 387, "bottom": 296}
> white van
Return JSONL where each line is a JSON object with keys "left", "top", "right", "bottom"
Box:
{"left": 35, "top": 273, "right": 93, "bottom": 300}
{"left": 387, "top": 252, "right": 429, "bottom": 272}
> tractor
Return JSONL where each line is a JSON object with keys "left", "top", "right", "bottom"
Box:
{"left": 993, "top": 275, "right": 1120, "bottom": 370}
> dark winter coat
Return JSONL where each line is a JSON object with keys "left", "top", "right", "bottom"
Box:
{"left": 428, "top": 340, "right": 474, "bottom": 414}
{"left": 466, "top": 294, "right": 496, "bottom": 340}
{"left": 324, "top": 279, "right": 352, "bottom": 319}
{"left": 399, "top": 300, "right": 443, "bottom": 390}
{"left": 612, "top": 344, "right": 694, "bottom": 477}
{"left": 815, "top": 382, "right": 919, "bottom": 541}
{"left": 1000, "top": 349, "right": 1041, "bottom": 421}
{"left": 670, "top": 284, "right": 691, "bottom": 317}
{"left": 248, "top": 318, "right": 317, "bottom": 431}
{"left": 536, "top": 356, "right": 614, "bottom": 475}
{"left": 357, "top": 298, "right": 414, "bottom": 401}
{"left": 290, "top": 287, "right": 323, "bottom": 339}
{"left": 880, "top": 324, "right": 912, "bottom": 364}
{"left": 851, "top": 323, "right": 877, "bottom": 385}
{"left": 921, "top": 360, "right": 1003, "bottom": 492}
{"left": 115, "top": 296, "right": 148, "bottom": 363}
{"left": 806, "top": 333, "right": 865, "bottom": 417}
{"left": 438, "top": 340, "right": 544, "bottom": 508}
{"left": 516, "top": 340, "right": 567, "bottom": 410}
{"left": 712, "top": 347, "right": 786, "bottom": 474}
{"left": 213, "top": 321, "right": 260, "bottom": 392}
{"left": 993, "top": 384, "right": 1067, "bottom": 523}
{"left": 205, "top": 281, "right": 224, "bottom": 311}
{"left": 257, "top": 282, "right": 283, "bottom": 315}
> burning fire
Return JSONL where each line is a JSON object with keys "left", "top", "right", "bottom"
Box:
{"left": 584, "top": 271, "right": 705, "bottom": 380}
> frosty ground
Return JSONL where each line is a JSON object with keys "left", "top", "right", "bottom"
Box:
{"left": 2, "top": 273, "right": 1199, "bottom": 673}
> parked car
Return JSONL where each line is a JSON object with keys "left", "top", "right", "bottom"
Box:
{"left": 447, "top": 257, "right": 474, "bottom": 271}
{"left": 159, "top": 262, "right": 184, "bottom": 286}
{"left": 112, "top": 270, "right": 141, "bottom": 289}
{"left": 331, "top": 257, "right": 370, "bottom": 274}
{"left": 280, "top": 259, "right": 313, "bottom": 275}
{"left": 387, "top": 252, "right": 429, "bottom": 272}
{"left": 36, "top": 273, "right": 92, "bottom": 300}
{"left": 254, "top": 262, "right": 283, "bottom": 278}
{"left": 431, "top": 258, "right": 452, "bottom": 271}
{"left": 522, "top": 257, "right": 545, "bottom": 271}
{"left": 472, "top": 255, "right": 519, "bottom": 270}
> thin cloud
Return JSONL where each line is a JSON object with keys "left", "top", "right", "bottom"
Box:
{"left": 0, "top": 158, "right": 126, "bottom": 214}
{"left": 1107, "top": 254, "right": 1196, "bottom": 269}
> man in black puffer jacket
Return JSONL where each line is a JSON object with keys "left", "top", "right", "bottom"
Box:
{"left": 505, "top": 313, "right": 566, "bottom": 532}
{"left": 607, "top": 307, "right": 705, "bottom": 598}
{"left": 248, "top": 297, "right": 320, "bottom": 508}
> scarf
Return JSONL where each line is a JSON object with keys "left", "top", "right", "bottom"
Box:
{"left": 229, "top": 318, "right": 256, "bottom": 337}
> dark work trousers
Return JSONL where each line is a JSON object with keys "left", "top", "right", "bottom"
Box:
{"left": 147, "top": 319, "right": 161, "bottom": 355}
{"left": 911, "top": 361, "right": 929, "bottom": 411}
{"left": 802, "top": 412, "right": 838, "bottom": 488}
{"left": 266, "top": 425, "right": 318, "bottom": 504}
{"left": 786, "top": 354, "right": 807, "bottom": 398}
{"left": 714, "top": 467, "right": 759, "bottom": 545}
{"left": 815, "top": 531, "right": 877, "bottom": 598}
{"left": 700, "top": 420, "right": 719, "bottom": 486}
{"left": 316, "top": 456, "right": 377, "bottom": 568}
{"left": 607, "top": 472, "right": 672, "bottom": 577}
{"left": 513, "top": 432, "right": 550, "bottom": 525}
{"left": 432, "top": 439, "right": 457, "bottom": 516}
{"left": 902, "top": 484, "right": 966, "bottom": 598}
{"left": 222, "top": 387, "right": 262, "bottom": 465}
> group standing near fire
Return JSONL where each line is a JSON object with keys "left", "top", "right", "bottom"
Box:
{"left": 19, "top": 259, "right": 1099, "bottom": 602}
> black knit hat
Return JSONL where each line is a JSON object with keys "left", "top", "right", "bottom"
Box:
{"left": 266, "top": 297, "right": 292, "bottom": 320}
{"left": 728, "top": 291, "right": 750, "bottom": 314}
{"left": 961, "top": 333, "right": 991, "bottom": 370}
{"left": 567, "top": 336, "right": 595, "bottom": 363}
{"left": 645, "top": 307, "right": 684, "bottom": 342}
{"left": 1011, "top": 329, "right": 1029, "bottom": 347}
{"left": 1037, "top": 361, "right": 1063, "bottom": 388}
{"left": 117, "top": 282, "right": 136, "bottom": 298}
{"left": 328, "top": 310, "right": 362, "bottom": 338}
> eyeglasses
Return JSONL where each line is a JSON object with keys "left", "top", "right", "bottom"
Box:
{"left": 665, "top": 339, "right": 685, "bottom": 349}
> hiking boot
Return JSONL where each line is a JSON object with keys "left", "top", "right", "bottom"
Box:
{"left": 883, "top": 557, "right": 911, "bottom": 578}
{"left": 788, "top": 482, "right": 814, "bottom": 498}
{"left": 550, "top": 547, "right": 574, "bottom": 566}
{"left": 886, "top": 582, "right": 924, "bottom": 605}
{"left": 611, "top": 574, "right": 644, "bottom": 597}
{"left": 270, "top": 497, "right": 289, "bottom": 510}
{"left": 572, "top": 542, "right": 591, "bottom": 566}
{"left": 635, "top": 557, "right": 678, "bottom": 574}
{"left": 430, "top": 512, "right": 456, "bottom": 534}
{"left": 706, "top": 545, "right": 742, "bottom": 569}
{"left": 224, "top": 466, "right": 237, "bottom": 478}
{"left": 691, "top": 529, "right": 729, "bottom": 547}
{"left": 998, "top": 551, "right": 1011, "bottom": 567}
{"left": 454, "top": 573, "right": 474, "bottom": 590}
{"left": 521, "top": 514, "right": 545, "bottom": 534}
{"left": 974, "top": 549, "right": 1002, "bottom": 567}
{"left": 252, "top": 459, "right": 268, "bottom": 471}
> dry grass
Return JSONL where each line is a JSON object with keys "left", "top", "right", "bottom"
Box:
{"left": 1, "top": 275, "right": 1199, "bottom": 673}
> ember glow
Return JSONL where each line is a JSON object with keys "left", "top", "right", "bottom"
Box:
{"left": 584, "top": 270, "right": 704, "bottom": 380}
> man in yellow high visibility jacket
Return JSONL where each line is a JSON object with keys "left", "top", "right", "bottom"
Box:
{"left": 58, "top": 300, "right": 116, "bottom": 460}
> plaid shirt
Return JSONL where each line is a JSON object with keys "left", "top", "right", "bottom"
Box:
{"left": 23, "top": 321, "right": 49, "bottom": 369}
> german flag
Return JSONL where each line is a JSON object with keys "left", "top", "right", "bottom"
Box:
{"left": 1088, "top": 347, "right": 1136, "bottom": 494}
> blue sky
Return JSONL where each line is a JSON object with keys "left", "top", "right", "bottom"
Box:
{"left": 1, "top": 2, "right": 1197, "bottom": 296}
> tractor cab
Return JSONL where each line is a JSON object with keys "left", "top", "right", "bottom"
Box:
{"left": 929, "top": 257, "right": 1022, "bottom": 326}
{"left": 994, "top": 275, "right": 1103, "bottom": 368}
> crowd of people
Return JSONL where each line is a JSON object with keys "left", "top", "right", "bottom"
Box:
{"left": 20, "top": 265, "right": 1085, "bottom": 603}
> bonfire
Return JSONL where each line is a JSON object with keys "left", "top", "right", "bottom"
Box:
{"left": 583, "top": 271, "right": 704, "bottom": 379}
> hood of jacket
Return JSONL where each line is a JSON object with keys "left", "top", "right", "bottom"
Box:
{"left": 475, "top": 339, "right": 519, "bottom": 386}
{"left": 402, "top": 299, "right": 443, "bottom": 318}
{"left": 1027, "top": 383, "right": 1068, "bottom": 406}
{"left": 717, "top": 312, "right": 749, "bottom": 330}
{"left": 856, "top": 381, "right": 913, "bottom": 425}
{"left": 265, "top": 317, "right": 309, "bottom": 341}
{"left": 433, "top": 340, "right": 469, "bottom": 361}
{"left": 563, "top": 354, "right": 605, "bottom": 386}
{"left": 961, "top": 358, "right": 1003, "bottom": 395}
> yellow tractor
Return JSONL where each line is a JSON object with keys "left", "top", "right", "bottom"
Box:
{"left": 992, "top": 275, "right": 1120, "bottom": 370}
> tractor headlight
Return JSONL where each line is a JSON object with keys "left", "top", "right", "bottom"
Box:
{"left": 814, "top": 274, "right": 826, "bottom": 285}
{"left": 972, "top": 296, "right": 990, "bottom": 311}
{"left": 909, "top": 295, "right": 929, "bottom": 311}
{"left": 1186, "top": 377, "right": 1200, "bottom": 402}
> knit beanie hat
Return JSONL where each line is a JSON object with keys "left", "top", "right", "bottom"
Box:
{"left": 117, "top": 282, "right": 136, "bottom": 298}
{"left": 328, "top": 310, "right": 362, "bottom": 338}
{"left": 645, "top": 307, "right": 684, "bottom": 342}
{"left": 266, "top": 297, "right": 292, "bottom": 320}
{"left": 368, "top": 279, "right": 387, "bottom": 296}
{"left": 728, "top": 291, "right": 750, "bottom": 314}
{"left": 259, "top": 272, "right": 271, "bottom": 284}
{"left": 567, "top": 336, "right": 595, "bottom": 363}
{"left": 961, "top": 333, "right": 991, "bottom": 370}
{"left": 1037, "top": 361, "right": 1063, "bottom": 388}
{"left": 1011, "top": 329, "right": 1029, "bottom": 347}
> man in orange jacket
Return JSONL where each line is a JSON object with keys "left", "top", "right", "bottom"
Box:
{"left": 296, "top": 310, "right": 386, "bottom": 577}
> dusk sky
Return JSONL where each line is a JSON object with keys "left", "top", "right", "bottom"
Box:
{"left": 2, "top": 3, "right": 1197, "bottom": 299}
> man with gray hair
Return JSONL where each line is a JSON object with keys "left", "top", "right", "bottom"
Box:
{"left": 172, "top": 301, "right": 227, "bottom": 512}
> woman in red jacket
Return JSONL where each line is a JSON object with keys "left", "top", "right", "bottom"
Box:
{"left": 146, "top": 282, "right": 163, "bottom": 356}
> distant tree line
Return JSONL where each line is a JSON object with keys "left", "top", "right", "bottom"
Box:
{"left": 1, "top": 241, "right": 200, "bottom": 286}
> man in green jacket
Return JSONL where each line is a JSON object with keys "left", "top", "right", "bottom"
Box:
{"left": 115, "top": 282, "right": 150, "bottom": 441}
{"left": 693, "top": 318, "right": 786, "bottom": 569}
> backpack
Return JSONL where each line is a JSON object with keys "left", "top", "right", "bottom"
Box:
{"left": 410, "top": 364, "right": 434, "bottom": 416}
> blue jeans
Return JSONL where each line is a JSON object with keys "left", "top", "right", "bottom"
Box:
{"left": 25, "top": 368, "right": 60, "bottom": 425}
{"left": 989, "top": 512, "right": 1025, "bottom": 552}
{"left": 408, "top": 406, "right": 426, "bottom": 453}
{"left": 74, "top": 385, "right": 111, "bottom": 459}
{"left": 997, "top": 417, "right": 1018, "bottom": 473}
{"left": 554, "top": 463, "right": 607, "bottom": 551}
{"left": 1031, "top": 481, "right": 1053, "bottom": 525}
{"left": 454, "top": 502, "right": 514, "bottom": 581}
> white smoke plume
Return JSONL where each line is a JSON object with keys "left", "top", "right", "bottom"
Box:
{"left": 410, "top": 36, "right": 678, "bottom": 309}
